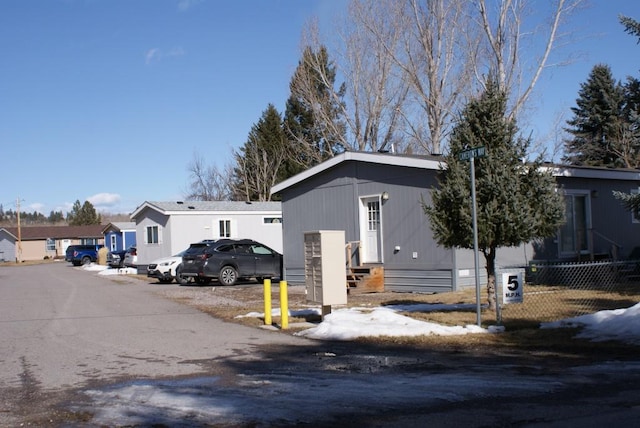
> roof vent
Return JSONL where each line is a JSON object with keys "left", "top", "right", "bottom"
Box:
{"left": 177, "top": 201, "right": 184, "bottom": 204}
{"left": 245, "top": 201, "right": 252, "bottom": 204}
{"left": 188, "top": 205, "right": 195, "bottom": 209}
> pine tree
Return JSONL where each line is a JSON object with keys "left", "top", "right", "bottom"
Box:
{"left": 613, "top": 15, "right": 640, "bottom": 210}
{"left": 424, "top": 78, "right": 564, "bottom": 312}
{"left": 563, "top": 64, "right": 625, "bottom": 167}
{"left": 284, "top": 45, "right": 346, "bottom": 172}
{"left": 67, "top": 200, "right": 101, "bottom": 225}
{"left": 232, "top": 104, "right": 288, "bottom": 201}
{"left": 48, "top": 210, "right": 65, "bottom": 224}
{"left": 620, "top": 15, "right": 640, "bottom": 43}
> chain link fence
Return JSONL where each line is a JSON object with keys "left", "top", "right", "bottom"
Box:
{"left": 497, "top": 260, "right": 640, "bottom": 325}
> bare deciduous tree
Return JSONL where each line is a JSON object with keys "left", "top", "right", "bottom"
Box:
{"left": 476, "top": 0, "right": 584, "bottom": 119}
{"left": 300, "top": 7, "right": 409, "bottom": 153}
{"left": 232, "top": 143, "right": 286, "bottom": 202}
{"left": 300, "top": 0, "right": 584, "bottom": 155}
{"left": 388, "top": 0, "right": 477, "bottom": 155}
{"left": 185, "top": 152, "right": 234, "bottom": 201}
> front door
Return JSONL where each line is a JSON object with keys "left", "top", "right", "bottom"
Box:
{"left": 360, "top": 197, "right": 382, "bottom": 263}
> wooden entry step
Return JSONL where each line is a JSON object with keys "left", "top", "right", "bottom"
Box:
{"left": 347, "top": 266, "right": 384, "bottom": 294}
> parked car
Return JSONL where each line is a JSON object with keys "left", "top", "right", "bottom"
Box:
{"left": 107, "top": 247, "right": 136, "bottom": 268}
{"left": 123, "top": 247, "right": 137, "bottom": 267}
{"left": 107, "top": 249, "right": 127, "bottom": 268}
{"left": 180, "top": 239, "right": 282, "bottom": 286}
{"left": 147, "top": 250, "right": 187, "bottom": 284}
{"left": 65, "top": 244, "right": 103, "bottom": 266}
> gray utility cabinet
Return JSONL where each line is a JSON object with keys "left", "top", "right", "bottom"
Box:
{"left": 304, "top": 230, "right": 348, "bottom": 312}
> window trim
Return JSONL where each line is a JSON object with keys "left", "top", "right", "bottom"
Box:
{"left": 145, "top": 225, "right": 160, "bottom": 244}
{"left": 218, "top": 219, "right": 232, "bottom": 238}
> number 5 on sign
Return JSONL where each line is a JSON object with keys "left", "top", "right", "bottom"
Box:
{"left": 501, "top": 272, "right": 523, "bottom": 304}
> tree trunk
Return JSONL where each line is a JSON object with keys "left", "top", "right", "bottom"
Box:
{"left": 484, "top": 248, "right": 497, "bottom": 311}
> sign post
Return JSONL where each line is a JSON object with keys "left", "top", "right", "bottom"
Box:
{"left": 458, "top": 146, "right": 486, "bottom": 327}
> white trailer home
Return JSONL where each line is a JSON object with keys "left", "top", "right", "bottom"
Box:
{"left": 130, "top": 201, "right": 282, "bottom": 270}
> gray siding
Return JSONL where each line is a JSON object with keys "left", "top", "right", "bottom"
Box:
{"left": 281, "top": 160, "right": 456, "bottom": 292}
{"left": 0, "top": 231, "right": 14, "bottom": 261}
{"left": 535, "top": 175, "right": 640, "bottom": 260}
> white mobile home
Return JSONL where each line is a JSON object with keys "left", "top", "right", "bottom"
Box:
{"left": 130, "top": 201, "right": 282, "bottom": 269}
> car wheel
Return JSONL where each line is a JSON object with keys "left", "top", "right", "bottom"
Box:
{"left": 81, "top": 256, "right": 91, "bottom": 265}
{"left": 175, "top": 265, "right": 188, "bottom": 286}
{"left": 219, "top": 266, "right": 238, "bottom": 286}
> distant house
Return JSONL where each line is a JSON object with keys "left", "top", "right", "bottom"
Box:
{"left": 0, "top": 225, "right": 105, "bottom": 262}
{"left": 102, "top": 222, "right": 136, "bottom": 252}
{"left": 271, "top": 151, "right": 640, "bottom": 293}
{"left": 129, "top": 201, "right": 283, "bottom": 270}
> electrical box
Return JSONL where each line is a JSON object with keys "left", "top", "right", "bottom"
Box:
{"left": 304, "top": 231, "right": 348, "bottom": 311}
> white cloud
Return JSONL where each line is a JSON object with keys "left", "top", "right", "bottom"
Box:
{"left": 27, "top": 203, "right": 45, "bottom": 214}
{"left": 58, "top": 202, "right": 75, "bottom": 213}
{"left": 177, "top": 0, "right": 203, "bottom": 12}
{"left": 88, "top": 193, "right": 121, "bottom": 209}
{"left": 145, "top": 48, "right": 161, "bottom": 64}
{"left": 145, "top": 47, "right": 186, "bottom": 65}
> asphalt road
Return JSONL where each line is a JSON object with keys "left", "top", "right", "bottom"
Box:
{"left": 0, "top": 262, "right": 312, "bottom": 425}
{"left": 2, "top": 262, "right": 640, "bottom": 427}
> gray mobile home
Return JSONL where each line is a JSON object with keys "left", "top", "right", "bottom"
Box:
{"left": 272, "top": 152, "right": 640, "bottom": 294}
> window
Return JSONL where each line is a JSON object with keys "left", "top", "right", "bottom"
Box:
{"left": 251, "top": 244, "right": 272, "bottom": 255}
{"left": 46, "top": 238, "right": 55, "bottom": 251}
{"left": 217, "top": 244, "right": 234, "bottom": 253}
{"left": 81, "top": 238, "right": 98, "bottom": 245}
{"left": 146, "top": 225, "right": 159, "bottom": 244}
{"left": 367, "top": 201, "right": 380, "bottom": 231}
{"left": 263, "top": 217, "right": 282, "bottom": 224}
{"left": 110, "top": 235, "right": 117, "bottom": 251}
{"left": 558, "top": 191, "right": 590, "bottom": 255}
{"left": 219, "top": 219, "right": 231, "bottom": 238}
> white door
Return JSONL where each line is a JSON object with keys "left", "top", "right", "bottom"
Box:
{"left": 61, "top": 239, "right": 72, "bottom": 254}
{"left": 360, "top": 197, "right": 382, "bottom": 263}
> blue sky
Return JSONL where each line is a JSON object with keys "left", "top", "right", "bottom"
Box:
{"left": 1, "top": 0, "right": 639, "bottom": 216}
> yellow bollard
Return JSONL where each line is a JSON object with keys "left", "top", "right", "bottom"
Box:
{"left": 263, "top": 279, "right": 272, "bottom": 326}
{"left": 280, "top": 280, "right": 289, "bottom": 330}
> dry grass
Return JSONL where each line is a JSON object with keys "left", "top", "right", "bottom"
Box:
{"left": 151, "top": 279, "right": 640, "bottom": 358}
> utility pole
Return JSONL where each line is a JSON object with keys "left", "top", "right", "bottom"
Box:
{"left": 16, "top": 197, "right": 23, "bottom": 263}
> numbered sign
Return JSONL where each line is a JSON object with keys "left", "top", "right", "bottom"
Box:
{"left": 501, "top": 272, "right": 523, "bottom": 304}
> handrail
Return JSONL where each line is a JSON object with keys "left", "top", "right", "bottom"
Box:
{"left": 345, "top": 241, "right": 361, "bottom": 269}
{"left": 590, "top": 229, "right": 623, "bottom": 260}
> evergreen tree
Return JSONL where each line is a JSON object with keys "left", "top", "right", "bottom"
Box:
{"left": 48, "top": 210, "right": 65, "bottom": 224}
{"left": 611, "top": 16, "right": 640, "bottom": 213}
{"left": 424, "top": 78, "right": 564, "bottom": 311}
{"left": 563, "top": 64, "right": 625, "bottom": 167}
{"left": 284, "top": 45, "right": 346, "bottom": 172}
{"left": 232, "top": 104, "right": 288, "bottom": 201}
{"left": 67, "top": 200, "right": 101, "bottom": 225}
{"left": 620, "top": 15, "right": 640, "bottom": 43}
